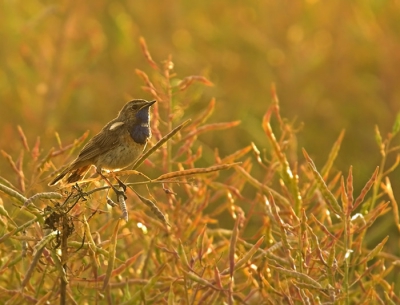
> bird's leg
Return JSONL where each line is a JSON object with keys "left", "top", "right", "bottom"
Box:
{"left": 97, "top": 170, "right": 127, "bottom": 200}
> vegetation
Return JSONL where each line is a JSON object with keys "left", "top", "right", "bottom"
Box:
{"left": 0, "top": 38, "right": 400, "bottom": 304}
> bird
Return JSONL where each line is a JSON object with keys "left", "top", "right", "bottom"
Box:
{"left": 49, "top": 99, "right": 156, "bottom": 187}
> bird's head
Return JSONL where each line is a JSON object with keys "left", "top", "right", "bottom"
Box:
{"left": 118, "top": 99, "right": 156, "bottom": 122}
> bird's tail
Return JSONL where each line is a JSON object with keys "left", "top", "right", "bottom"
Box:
{"left": 66, "top": 166, "right": 91, "bottom": 184}
{"left": 48, "top": 167, "right": 69, "bottom": 186}
{"left": 48, "top": 165, "right": 91, "bottom": 186}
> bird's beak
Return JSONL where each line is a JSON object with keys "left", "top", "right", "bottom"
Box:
{"left": 140, "top": 100, "right": 156, "bottom": 110}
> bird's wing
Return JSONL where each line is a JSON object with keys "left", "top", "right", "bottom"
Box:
{"left": 74, "top": 122, "right": 125, "bottom": 163}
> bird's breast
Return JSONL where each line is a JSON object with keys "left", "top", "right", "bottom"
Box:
{"left": 95, "top": 131, "right": 146, "bottom": 171}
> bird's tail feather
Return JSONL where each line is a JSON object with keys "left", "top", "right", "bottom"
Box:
{"left": 48, "top": 165, "right": 91, "bottom": 186}
{"left": 48, "top": 168, "right": 69, "bottom": 186}
{"left": 66, "top": 166, "right": 91, "bottom": 184}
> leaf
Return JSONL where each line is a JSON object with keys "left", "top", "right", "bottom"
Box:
{"left": 303, "top": 148, "right": 343, "bottom": 216}
{"left": 182, "top": 121, "right": 241, "bottom": 142}
{"left": 392, "top": 112, "right": 400, "bottom": 136}
{"left": 154, "top": 163, "right": 240, "bottom": 181}
{"left": 139, "top": 36, "right": 159, "bottom": 71}
{"left": 177, "top": 75, "right": 214, "bottom": 91}
{"left": 361, "top": 236, "right": 389, "bottom": 264}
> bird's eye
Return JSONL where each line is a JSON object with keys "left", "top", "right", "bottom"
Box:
{"left": 131, "top": 104, "right": 139, "bottom": 110}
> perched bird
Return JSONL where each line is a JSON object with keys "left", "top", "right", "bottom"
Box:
{"left": 49, "top": 99, "right": 156, "bottom": 186}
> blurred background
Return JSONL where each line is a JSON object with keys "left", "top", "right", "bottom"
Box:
{"left": 1, "top": 1, "right": 400, "bottom": 238}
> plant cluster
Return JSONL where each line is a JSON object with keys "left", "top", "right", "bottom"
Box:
{"left": 0, "top": 38, "right": 400, "bottom": 305}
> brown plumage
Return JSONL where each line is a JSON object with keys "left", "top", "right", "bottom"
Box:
{"left": 49, "top": 99, "right": 156, "bottom": 186}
